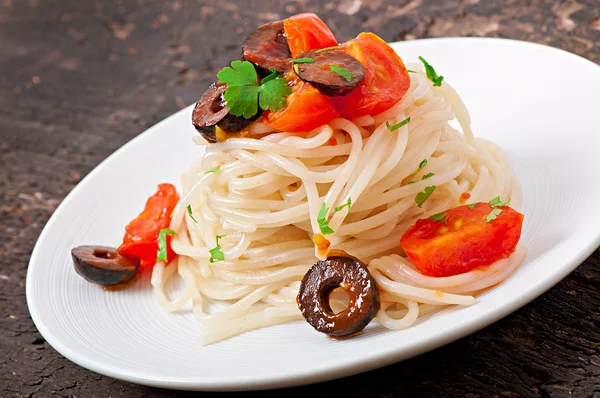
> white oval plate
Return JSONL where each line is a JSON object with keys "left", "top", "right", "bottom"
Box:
{"left": 26, "top": 38, "right": 600, "bottom": 391}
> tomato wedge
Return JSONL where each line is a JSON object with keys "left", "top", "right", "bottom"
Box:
{"left": 330, "top": 33, "right": 411, "bottom": 118}
{"left": 399, "top": 203, "right": 524, "bottom": 277}
{"left": 264, "top": 80, "right": 339, "bottom": 132}
{"left": 117, "top": 183, "right": 180, "bottom": 268}
{"left": 284, "top": 13, "right": 338, "bottom": 58}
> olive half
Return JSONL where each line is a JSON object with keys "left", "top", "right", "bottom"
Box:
{"left": 191, "top": 82, "right": 260, "bottom": 143}
{"left": 292, "top": 49, "right": 365, "bottom": 96}
{"left": 297, "top": 251, "right": 380, "bottom": 337}
{"left": 71, "top": 245, "right": 139, "bottom": 286}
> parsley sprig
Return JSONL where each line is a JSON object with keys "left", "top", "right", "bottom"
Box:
{"left": 217, "top": 60, "right": 291, "bottom": 119}
{"left": 209, "top": 235, "right": 227, "bottom": 263}
{"left": 418, "top": 56, "right": 444, "bottom": 87}
{"left": 157, "top": 228, "right": 176, "bottom": 262}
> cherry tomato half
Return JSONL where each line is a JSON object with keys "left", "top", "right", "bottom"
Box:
{"left": 284, "top": 13, "right": 338, "bottom": 58}
{"left": 264, "top": 80, "right": 339, "bottom": 132}
{"left": 399, "top": 203, "right": 524, "bottom": 277}
{"left": 330, "top": 32, "right": 411, "bottom": 118}
{"left": 117, "top": 183, "right": 180, "bottom": 268}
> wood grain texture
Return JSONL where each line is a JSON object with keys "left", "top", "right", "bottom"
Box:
{"left": 1, "top": 0, "right": 599, "bottom": 396}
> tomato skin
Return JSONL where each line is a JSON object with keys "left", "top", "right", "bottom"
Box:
{"left": 399, "top": 203, "right": 524, "bottom": 277}
{"left": 330, "top": 32, "right": 411, "bottom": 118}
{"left": 117, "top": 183, "right": 180, "bottom": 268}
{"left": 284, "top": 13, "right": 338, "bottom": 58}
{"left": 264, "top": 80, "right": 339, "bottom": 132}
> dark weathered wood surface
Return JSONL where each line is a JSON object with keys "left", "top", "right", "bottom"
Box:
{"left": 1, "top": 0, "right": 599, "bottom": 396}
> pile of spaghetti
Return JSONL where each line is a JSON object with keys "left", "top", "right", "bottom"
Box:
{"left": 114, "top": 14, "right": 525, "bottom": 344}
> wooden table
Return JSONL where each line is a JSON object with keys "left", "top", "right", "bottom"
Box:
{"left": 2, "top": 1, "right": 599, "bottom": 396}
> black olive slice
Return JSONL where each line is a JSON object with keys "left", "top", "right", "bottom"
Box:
{"left": 242, "top": 20, "right": 291, "bottom": 74}
{"left": 292, "top": 49, "right": 365, "bottom": 96}
{"left": 71, "top": 245, "right": 139, "bottom": 286}
{"left": 297, "top": 251, "right": 380, "bottom": 337}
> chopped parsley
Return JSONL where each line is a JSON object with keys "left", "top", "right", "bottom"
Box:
{"left": 415, "top": 185, "right": 436, "bottom": 208}
{"left": 330, "top": 65, "right": 353, "bottom": 81}
{"left": 206, "top": 165, "right": 220, "bottom": 173}
{"left": 291, "top": 57, "right": 315, "bottom": 64}
{"left": 186, "top": 205, "right": 198, "bottom": 224}
{"left": 430, "top": 211, "right": 447, "bottom": 222}
{"left": 407, "top": 69, "right": 416, "bottom": 73}
{"left": 489, "top": 196, "right": 510, "bottom": 207}
{"left": 156, "top": 228, "right": 176, "bottom": 262}
{"left": 418, "top": 56, "right": 444, "bottom": 87}
{"left": 317, "top": 202, "right": 335, "bottom": 235}
{"left": 467, "top": 202, "right": 479, "bottom": 210}
{"left": 217, "top": 60, "right": 291, "bottom": 118}
{"left": 386, "top": 117, "right": 411, "bottom": 132}
{"left": 335, "top": 197, "right": 352, "bottom": 212}
{"left": 315, "top": 45, "right": 341, "bottom": 53}
{"left": 407, "top": 181, "right": 417, "bottom": 185}
{"left": 485, "top": 208, "right": 503, "bottom": 222}
{"left": 419, "top": 159, "right": 428, "bottom": 169}
{"left": 209, "top": 234, "right": 227, "bottom": 263}
{"left": 422, "top": 172, "right": 435, "bottom": 180}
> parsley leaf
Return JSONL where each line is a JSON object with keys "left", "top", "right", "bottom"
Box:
{"left": 186, "top": 205, "right": 198, "bottom": 224}
{"left": 430, "top": 212, "right": 447, "bottom": 222}
{"left": 386, "top": 117, "right": 411, "bottom": 132}
{"left": 407, "top": 69, "right": 416, "bottom": 73}
{"left": 315, "top": 45, "right": 341, "bottom": 53}
{"left": 156, "top": 228, "right": 176, "bottom": 262}
{"left": 419, "top": 159, "right": 428, "bottom": 169}
{"left": 292, "top": 58, "right": 315, "bottom": 64}
{"left": 407, "top": 181, "right": 416, "bottom": 185}
{"left": 422, "top": 172, "right": 435, "bottom": 180}
{"left": 418, "top": 56, "right": 444, "bottom": 87}
{"left": 467, "top": 203, "right": 479, "bottom": 210}
{"left": 335, "top": 197, "right": 352, "bottom": 212}
{"left": 209, "top": 234, "right": 227, "bottom": 263}
{"left": 217, "top": 60, "right": 291, "bottom": 118}
{"left": 415, "top": 185, "right": 436, "bottom": 208}
{"left": 206, "top": 165, "right": 220, "bottom": 173}
{"left": 330, "top": 65, "right": 353, "bottom": 81}
{"left": 317, "top": 202, "right": 335, "bottom": 235}
{"left": 485, "top": 208, "right": 503, "bottom": 222}
{"left": 489, "top": 196, "right": 511, "bottom": 207}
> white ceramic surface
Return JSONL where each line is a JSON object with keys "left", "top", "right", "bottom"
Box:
{"left": 26, "top": 38, "right": 600, "bottom": 391}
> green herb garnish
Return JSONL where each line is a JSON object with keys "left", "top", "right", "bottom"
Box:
{"left": 291, "top": 58, "right": 315, "bottom": 64}
{"left": 485, "top": 208, "right": 503, "bottom": 222}
{"left": 330, "top": 65, "right": 353, "bottom": 81}
{"left": 418, "top": 56, "right": 444, "bottom": 87}
{"left": 407, "top": 181, "right": 416, "bottom": 185}
{"left": 217, "top": 60, "right": 291, "bottom": 118}
{"left": 415, "top": 185, "right": 436, "bottom": 208}
{"left": 407, "top": 69, "right": 416, "bottom": 73}
{"left": 422, "top": 172, "right": 435, "bottom": 180}
{"left": 419, "top": 159, "right": 428, "bottom": 169}
{"left": 315, "top": 45, "right": 341, "bottom": 54}
{"left": 209, "top": 234, "right": 227, "bottom": 263}
{"left": 335, "top": 197, "right": 352, "bottom": 212}
{"left": 489, "top": 196, "right": 510, "bottom": 207}
{"left": 467, "top": 203, "right": 479, "bottom": 210}
{"left": 207, "top": 165, "right": 220, "bottom": 173}
{"left": 317, "top": 202, "right": 335, "bottom": 235}
{"left": 156, "top": 228, "right": 176, "bottom": 262}
{"left": 430, "top": 212, "right": 447, "bottom": 222}
{"left": 186, "top": 205, "right": 198, "bottom": 224}
{"left": 386, "top": 117, "right": 411, "bottom": 132}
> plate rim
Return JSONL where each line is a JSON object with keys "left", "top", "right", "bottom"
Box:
{"left": 26, "top": 36, "right": 600, "bottom": 391}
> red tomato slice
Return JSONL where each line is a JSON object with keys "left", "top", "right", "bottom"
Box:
{"left": 117, "top": 183, "right": 180, "bottom": 268}
{"left": 264, "top": 80, "right": 339, "bottom": 132}
{"left": 284, "top": 13, "right": 338, "bottom": 58}
{"left": 330, "top": 32, "right": 411, "bottom": 118}
{"left": 399, "top": 203, "right": 524, "bottom": 277}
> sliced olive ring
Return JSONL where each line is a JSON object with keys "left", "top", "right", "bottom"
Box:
{"left": 292, "top": 49, "right": 365, "bottom": 96}
{"left": 71, "top": 245, "right": 139, "bottom": 286}
{"left": 242, "top": 20, "right": 291, "bottom": 74}
{"left": 191, "top": 82, "right": 260, "bottom": 143}
{"left": 297, "top": 251, "right": 380, "bottom": 337}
